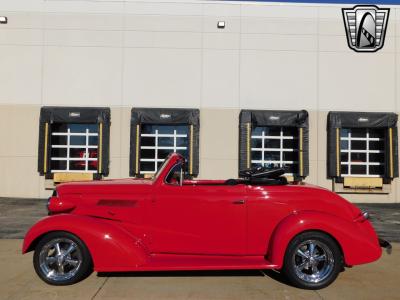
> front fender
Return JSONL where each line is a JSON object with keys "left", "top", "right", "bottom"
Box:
{"left": 267, "top": 211, "right": 381, "bottom": 269}
{"left": 23, "top": 214, "right": 149, "bottom": 272}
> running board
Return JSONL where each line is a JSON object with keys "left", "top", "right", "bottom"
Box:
{"left": 133, "top": 254, "right": 278, "bottom": 271}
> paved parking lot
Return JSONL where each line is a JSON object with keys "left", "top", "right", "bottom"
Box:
{"left": 0, "top": 198, "right": 399, "bottom": 299}
{"left": 0, "top": 240, "right": 399, "bottom": 300}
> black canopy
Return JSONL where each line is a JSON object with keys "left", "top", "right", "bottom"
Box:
{"left": 239, "top": 110, "right": 309, "bottom": 180}
{"left": 327, "top": 111, "right": 398, "bottom": 180}
{"left": 38, "top": 107, "right": 111, "bottom": 178}
{"left": 130, "top": 108, "right": 200, "bottom": 177}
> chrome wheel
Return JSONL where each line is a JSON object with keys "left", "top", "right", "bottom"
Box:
{"left": 38, "top": 238, "right": 82, "bottom": 282}
{"left": 292, "top": 239, "right": 334, "bottom": 284}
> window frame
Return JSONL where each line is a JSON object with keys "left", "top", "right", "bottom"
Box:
{"left": 250, "top": 126, "right": 298, "bottom": 176}
{"left": 239, "top": 109, "right": 309, "bottom": 180}
{"left": 139, "top": 125, "right": 189, "bottom": 175}
{"left": 130, "top": 108, "right": 199, "bottom": 178}
{"left": 38, "top": 107, "right": 111, "bottom": 179}
{"left": 339, "top": 128, "right": 385, "bottom": 178}
{"left": 50, "top": 123, "right": 99, "bottom": 174}
{"left": 327, "top": 111, "right": 398, "bottom": 184}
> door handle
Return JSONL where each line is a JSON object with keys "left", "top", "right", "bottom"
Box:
{"left": 232, "top": 199, "right": 245, "bottom": 205}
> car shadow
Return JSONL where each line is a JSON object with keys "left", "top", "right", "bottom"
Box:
{"left": 98, "top": 269, "right": 290, "bottom": 285}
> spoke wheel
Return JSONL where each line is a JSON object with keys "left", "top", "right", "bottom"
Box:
{"left": 292, "top": 240, "right": 334, "bottom": 284}
{"left": 39, "top": 238, "right": 82, "bottom": 282}
{"left": 282, "top": 231, "right": 343, "bottom": 290}
{"left": 33, "top": 231, "right": 93, "bottom": 285}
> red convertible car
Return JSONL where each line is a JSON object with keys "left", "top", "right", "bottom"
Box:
{"left": 23, "top": 153, "right": 390, "bottom": 289}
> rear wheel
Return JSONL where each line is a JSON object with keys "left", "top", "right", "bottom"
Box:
{"left": 282, "top": 231, "right": 343, "bottom": 290}
{"left": 33, "top": 231, "right": 93, "bottom": 285}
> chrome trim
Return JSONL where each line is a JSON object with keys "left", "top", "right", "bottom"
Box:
{"left": 362, "top": 211, "right": 369, "bottom": 220}
{"left": 292, "top": 239, "right": 335, "bottom": 284}
{"left": 38, "top": 238, "right": 82, "bottom": 282}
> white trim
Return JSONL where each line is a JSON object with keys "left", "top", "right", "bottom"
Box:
{"left": 340, "top": 128, "right": 385, "bottom": 177}
{"left": 250, "top": 127, "right": 298, "bottom": 175}
{"left": 52, "top": 132, "right": 98, "bottom": 137}
{"left": 51, "top": 125, "right": 98, "bottom": 173}
{"left": 140, "top": 127, "right": 188, "bottom": 174}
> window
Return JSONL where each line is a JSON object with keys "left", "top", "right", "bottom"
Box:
{"left": 251, "top": 127, "right": 298, "bottom": 175}
{"left": 140, "top": 125, "right": 188, "bottom": 175}
{"left": 130, "top": 108, "right": 199, "bottom": 177}
{"left": 239, "top": 110, "right": 309, "bottom": 180}
{"left": 50, "top": 124, "right": 99, "bottom": 173}
{"left": 327, "top": 111, "right": 398, "bottom": 187}
{"left": 165, "top": 163, "right": 183, "bottom": 185}
{"left": 38, "top": 107, "right": 111, "bottom": 179}
{"left": 340, "top": 128, "right": 385, "bottom": 177}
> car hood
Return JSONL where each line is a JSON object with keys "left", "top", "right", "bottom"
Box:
{"left": 56, "top": 178, "right": 153, "bottom": 195}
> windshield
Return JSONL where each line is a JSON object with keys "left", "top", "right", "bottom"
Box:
{"left": 153, "top": 158, "right": 170, "bottom": 181}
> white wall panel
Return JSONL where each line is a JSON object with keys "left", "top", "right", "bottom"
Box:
{"left": 45, "top": 0, "right": 123, "bottom": 14}
{"left": 126, "top": 32, "right": 200, "bottom": 49}
{"left": 202, "top": 49, "right": 239, "bottom": 108}
{"left": 241, "top": 4, "right": 318, "bottom": 19}
{"left": 44, "top": 13, "right": 123, "bottom": 30}
{"left": 125, "top": 14, "right": 202, "bottom": 32}
{"left": 43, "top": 46, "right": 122, "bottom": 106}
{"left": 241, "top": 18, "right": 317, "bottom": 35}
{"left": 125, "top": 1, "right": 202, "bottom": 16}
{"left": 319, "top": 52, "right": 396, "bottom": 112}
{"left": 0, "top": 45, "right": 42, "bottom": 105}
{"left": 0, "top": 28, "right": 42, "bottom": 46}
{"left": 123, "top": 48, "right": 201, "bottom": 108}
{"left": 0, "top": 11, "right": 43, "bottom": 28}
{"left": 242, "top": 33, "right": 317, "bottom": 51}
{"left": 203, "top": 3, "right": 241, "bottom": 17}
{"left": 240, "top": 50, "right": 317, "bottom": 110}
{"left": 44, "top": 29, "right": 123, "bottom": 47}
{"left": 203, "top": 32, "right": 240, "bottom": 49}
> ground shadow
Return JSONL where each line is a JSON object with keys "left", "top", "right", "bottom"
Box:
{"left": 98, "top": 268, "right": 291, "bottom": 285}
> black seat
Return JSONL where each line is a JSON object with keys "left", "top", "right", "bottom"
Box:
{"left": 239, "top": 166, "right": 285, "bottom": 179}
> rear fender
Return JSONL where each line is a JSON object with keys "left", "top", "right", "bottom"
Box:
{"left": 267, "top": 211, "right": 381, "bottom": 269}
{"left": 23, "top": 214, "right": 149, "bottom": 272}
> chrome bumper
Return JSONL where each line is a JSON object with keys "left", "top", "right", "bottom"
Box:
{"left": 379, "top": 238, "right": 392, "bottom": 255}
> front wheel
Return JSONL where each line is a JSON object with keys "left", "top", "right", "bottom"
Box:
{"left": 282, "top": 231, "right": 343, "bottom": 290}
{"left": 33, "top": 231, "right": 93, "bottom": 285}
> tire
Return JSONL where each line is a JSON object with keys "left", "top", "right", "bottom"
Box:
{"left": 33, "top": 231, "right": 93, "bottom": 285}
{"left": 281, "top": 231, "right": 343, "bottom": 290}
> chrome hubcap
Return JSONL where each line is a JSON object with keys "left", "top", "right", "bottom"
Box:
{"left": 292, "top": 239, "right": 334, "bottom": 283}
{"left": 39, "top": 238, "right": 82, "bottom": 282}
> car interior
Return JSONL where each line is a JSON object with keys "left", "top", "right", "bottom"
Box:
{"left": 165, "top": 162, "right": 288, "bottom": 186}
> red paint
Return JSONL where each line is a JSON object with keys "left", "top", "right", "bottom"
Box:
{"left": 23, "top": 153, "right": 382, "bottom": 272}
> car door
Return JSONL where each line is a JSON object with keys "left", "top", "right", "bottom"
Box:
{"left": 149, "top": 179, "right": 247, "bottom": 255}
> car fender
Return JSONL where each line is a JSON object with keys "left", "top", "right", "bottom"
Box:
{"left": 23, "top": 214, "right": 149, "bottom": 272}
{"left": 267, "top": 211, "right": 381, "bottom": 269}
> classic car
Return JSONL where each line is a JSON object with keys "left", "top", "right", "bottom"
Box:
{"left": 23, "top": 153, "right": 391, "bottom": 289}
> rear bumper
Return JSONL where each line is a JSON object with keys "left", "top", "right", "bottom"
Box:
{"left": 379, "top": 238, "right": 392, "bottom": 254}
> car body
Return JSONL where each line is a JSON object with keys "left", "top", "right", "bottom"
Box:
{"left": 23, "top": 153, "right": 390, "bottom": 289}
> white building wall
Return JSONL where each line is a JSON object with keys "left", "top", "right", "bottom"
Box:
{"left": 0, "top": 0, "right": 399, "bottom": 202}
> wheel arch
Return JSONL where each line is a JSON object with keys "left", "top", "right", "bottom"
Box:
{"left": 266, "top": 211, "right": 381, "bottom": 269}
{"left": 23, "top": 214, "right": 150, "bottom": 271}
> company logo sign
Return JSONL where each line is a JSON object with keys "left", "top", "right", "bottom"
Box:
{"left": 160, "top": 113, "right": 171, "bottom": 119}
{"left": 342, "top": 5, "right": 389, "bottom": 52}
